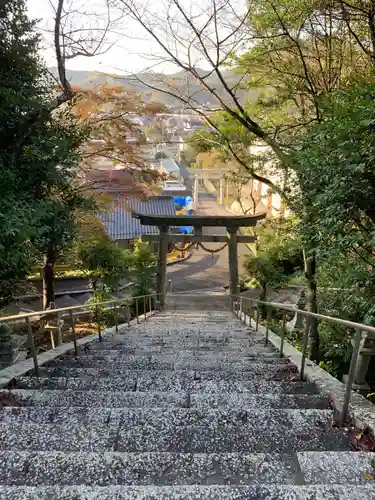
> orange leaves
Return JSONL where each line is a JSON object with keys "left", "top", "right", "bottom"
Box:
{"left": 349, "top": 427, "right": 375, "bottom": 452}
{"left": 68, "top": 81, "right": 163, "bottom": 182}
{"left": 362, "top": 458, "right": 375, "bottom": 480}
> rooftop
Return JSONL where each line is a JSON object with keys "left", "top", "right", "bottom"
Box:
{"left": 85, "top": 168, "right": 152, "bottom": 196}
{"left": 99, "top": 196, "right": 176, "bottom": 240}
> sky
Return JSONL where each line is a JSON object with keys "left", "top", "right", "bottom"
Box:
{"left": 26, "top": 0, "right": 173, "bottom": 75}
{"left": 26, "top": 0, "right": 247, "bottom": 76}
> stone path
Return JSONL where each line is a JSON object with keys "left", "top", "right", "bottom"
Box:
{"left": 0, "top": 295, "right": 375, "bottom": 499}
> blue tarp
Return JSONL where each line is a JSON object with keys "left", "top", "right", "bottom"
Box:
{"left": 173, "top": 196, "right": 194, "bottom": 233}
{"left": 181, "top": 206, "right": 194, "bottom": 234}
{"left": 173, "top": 195, "right": 193, "bottom": 208}
{"left": 180, "top": 225, "right": 193, "bottom": 234}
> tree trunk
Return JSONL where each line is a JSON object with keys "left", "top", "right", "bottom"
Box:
{"left": 304, "top": 249, "right": 319, "bottom": 361}
{"left": 43, "top": 249, "right": 56, "bottom": 310}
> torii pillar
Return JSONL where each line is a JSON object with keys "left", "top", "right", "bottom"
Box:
{"left": 156, "top": 225, "right": 169, "bottom": 306}
{"left": 134, "top": 213, "right": 266, "bottom": 307}
{"left": 227, "top": 227, "right": 239, "bottom": 295}
{"left": 219, "top": 178, "right": 224, "bottom": 205}
{"left": 193, "top": 177, "right": 199, "bottom": 210}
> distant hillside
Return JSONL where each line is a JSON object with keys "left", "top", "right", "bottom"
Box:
{"left": 49, "top": 68, "right": 259, "bottom": 107}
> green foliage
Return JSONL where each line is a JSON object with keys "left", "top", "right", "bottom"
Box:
{"left": 129, "top": 239, "right": 157, "bottom": 297}
{"left": 0, "top": 324, "right": 12, "bottom": 338}
{"left": 82, "top": 237, "right": 157, "bottom": 327}
{"left": 188, "top": 130, "right": 217, "bottom": 154}
{"left": 245, "top": 216, "right": 303, "bottom": 290}
{"left": 289, "top": 81, "right": 375, "bottom": 352}
{"left": 0, "top": 0, "right": 93, "bottom": 305}
{"left": 72, "top": 222, "right": 131, "bottom": 291}
{"left": 316, "top": 253, "right": 375, "bottom": 322}
{"left": 291, "top": 83, "right": 375, "bottom": 262}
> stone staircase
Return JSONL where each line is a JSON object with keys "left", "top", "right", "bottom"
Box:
{"left": 0, "top": 295, "right": 374, "bottom": 499}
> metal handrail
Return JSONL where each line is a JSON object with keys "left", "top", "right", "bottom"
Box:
{"left": 231, "top": 294, "right": 375, "bottom": 335}
{"left": 0, "top": 292, "right": 159, "bottom": 379}
{"left": 230, "top": 294, "right": 367, "bottom": 425}
{"left": 0, "top": 293, "right": 158, "bottom": 323}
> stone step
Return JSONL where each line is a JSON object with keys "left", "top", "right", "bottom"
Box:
{"left": 86, "top": 338, "right": 273, "bottom": 350}
{"left": 149, "top": 318, "right": 236, "bottom": 324}
{"left": 15, "top": 374, "right": 315, "bottom": 393}
{"left": 108, "top": 333, "right": 257, "bottom": 342}
{"left": 126, "top": 324, "right": 253, "bottom": 332}
{"left": 0, "top": 451, "right": 372, "bottom": 487}
{"left": 0, "top": 451, "right": 296, "bottom": 485}
{"left": 1, "top": 450, "right": 371, "bottom": 487}
{"left": 138, "top": 319, "right": 247, "bottom": 325}
{"left": 1, "top": 485, "right": 374, "bottom": 499}
{"left": 23, "top": 356, "right": 292, "bottom": 378}
{"left": 33, "top": 364, "right": 297, "bottom": 382}
{"left": 91, "top": 341, "right": 270, "bottom": 353}
{"left": 92, "top": 339, "right": 270, "bottom": 351}
{"left": 0, "top": 409, "right": 348, "bottom": 452}
{"left": 43, "top": 358, "right": 293, "bottom": 375}
{"left": 78, "top": 346, "right": 287, "bottom": 366}
{"left": 166, "top": 297, "right": 230, "bottom": 311}
{"left": 133, "top": 327, "right": 247, "bottom": 333}
{"left": 0, "top": 391, "right": 330, "bottom": 414}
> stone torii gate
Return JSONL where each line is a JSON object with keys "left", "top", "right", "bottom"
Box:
{"left": 135, "top": 213, "right": 265, "bottom": 306}
{"left": 187, "top": 168, "right": 232, "bottom": 208}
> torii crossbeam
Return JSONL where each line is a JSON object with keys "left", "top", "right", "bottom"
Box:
{"left": 134, "top": 212, "right": 266, "bottom": 306}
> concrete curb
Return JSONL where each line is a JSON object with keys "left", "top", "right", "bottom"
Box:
{"left": 167, "top": 250, "right": 193, "bottom": 266}
{"left": 0, "top": 310, "right": 158, "bottom": 389}
{"left": 237, "top": 310, "right": 375, "bottom": 432}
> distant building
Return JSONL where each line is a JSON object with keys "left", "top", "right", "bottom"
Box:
{"left": 229, "top": 144, "right": 289, "bottom": 218}
{"left": 183, "top": 118, "right": 204, "bottom": 133}
{"left": 154, "top": 143, "right": 180, "bottom": 161}
{"left": 85, "top": 168, "right": 152, "bottom": 199}
{"left": 99, "top": 196, "right": 176, "bottom": 247}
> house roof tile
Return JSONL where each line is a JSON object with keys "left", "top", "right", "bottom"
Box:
{"left": 99, "top": 196, "right": 176, "bottom": 240}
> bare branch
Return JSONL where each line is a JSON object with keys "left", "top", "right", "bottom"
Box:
{"left": 54, "top": 0, "right": 73, "bottom": 100}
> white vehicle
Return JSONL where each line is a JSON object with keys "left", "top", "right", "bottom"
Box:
{"left": 163, "top": 180, "right": 187, "bottom": 191}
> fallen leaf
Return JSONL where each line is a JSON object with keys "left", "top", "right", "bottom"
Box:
{"left": 349, "top": 427, "right": 375, "bottom": 451}
{"left": 363, "top": 473, "right": 375, "bottom": 480}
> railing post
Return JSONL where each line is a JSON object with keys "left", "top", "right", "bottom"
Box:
{"left": 300, "top": 315, "right": 310, "bottom": 380}
{"left": 26, "top": 317, "right": 40, "bottom": 378}
{"left": 136, "top": 298, "right": 139, "bottom": 324}
{"left": 280, "top": 311, "right": 286, "bottom": 358}
{"left": 265, "top": 307, "right": 271, "bottom": 346}
{"left": 249, "top": 300, "right": 252, "bottom": 327}
{"left": 127, "top": 301, "right": 131, "bottom": 327}
{"left": 340, "top": 327, "right": 363, "bottom": 425}
{"left": 114, "top": 303, "right": 119, "bottom": 333}
{"left": 149, "top": 295, "right": 152, "bottom": 315}
{"left": 239, "top": 297, "right": 243, "bottom": 320}
{"left": 69, "top": 311, "right": 79, "bottom": 356}
{"left": 56, "top": 311, "right": 63, "bottom": 347}
{"left": 256, "top": 304, "right": 260, "bottom": 331}
{"left": 144, "top": 296, "right": 147, "bottom": 320}
{"left": 95, "top": 304, "right": 102, "bottom": 342}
